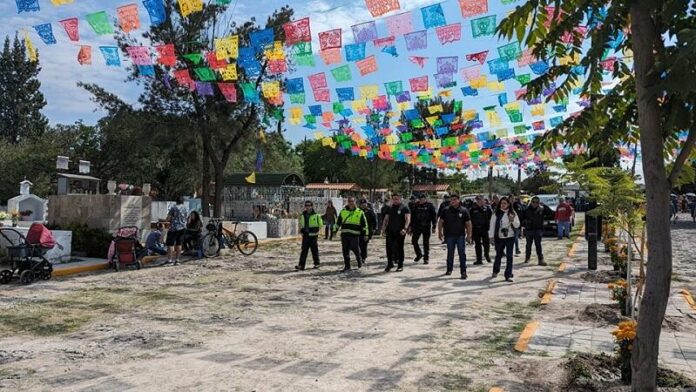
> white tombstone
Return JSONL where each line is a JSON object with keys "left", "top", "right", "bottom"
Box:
{"left": 8, "top": 180, "right": 48, "bottom": 222}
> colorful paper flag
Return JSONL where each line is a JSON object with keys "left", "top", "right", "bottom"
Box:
{"left": 117, "top": 4, "right": 140, "bottom": 33}
{"left": 194, "top": 67, "right": 217, "bottom": 81}
{"left": 77, "top": 45, "right": 92, "bottom": 65}
{"left": 421, "top": 4, "right": 446, "bottom": 29}
{"left": 283, "top": 17, "right": 311, "bottom": 45}
{"left": 86, "top": 11, "right": 114, "bottom": 35}
{"left": 344, "top": 42, "right": 366, "bottom": 62}
{"left": 435, "top": 23, "right": 461, "bottom": 44}
{"left": 16, "top": 0, "right": 40, "bottom": 13}
{"left": 50, "top": 0, "right": 73, "bottom": 5}
{"left": 33, "top": 23, "right": 57, "bottom": 45}
{"left": 498, "top": 42, "right": 522, "bottom": 61}
{"left": 126, "top": 46, "right": 152, "bottom": 65}
{"left": 352, "top": 21, "right": 378, "bottom": 43}
{"left": 458, "top": 0, "right": 488, "bottom": 18}
{"left": 178, "top": 0, "right": 203, "bottom": 18}
{"left": 360, "top": 85, "right": 379, "bottom": 99}
{"left": 471, "top": 15, "right": 496, "bottom": 38}
{"left": 365, "top": 0, "right": 400, "bottom": 17}
{"left": 409, "top": 76, "right": 429, "bottom": 92}
{"left": 250, "top": 28, "right": 274, "bottom": 51}
{"left": 434, "top": 72, "right": 454, "bottom": 88}
{"left": 386, "top": 12, "right": 413, "bottom": 37}
{"left": 142, "top": 0, "right": 167, "bottom": 26}
{"left": 313, "top": 88, "right": 330, "bottom": 102}
{"left": 262, "top": 81, "right": 281, "bottom": 98}
{"left": 336, "top": 87, "right": 355, "bottom": 101}
{"left": 331, "top": 64, "right": 352, "bottom": 82}
{"left": 24, "top": 33, "right": 37, "bottom": 62}
{"left": 437, "top": 56, "right": 458, "bottom": 74}
{"left": 319, "top": 29, "right": 342, "bottom": 50}
{"left": 356, "top": 55, "right": 378, "bottom": 76}
{"left": 404, "top": 31, "right": 427, "bottom": 51}
{"left": 319, "top": 48, "right": 342, "bottom": 65}
{"left": 173, "top": 69, "right": 195, "bottom": 90}
{"left": 57, "top": 18, "right": 78, "bottom": 42}
{"left": 138, "top": 65, "right": 155, "bottom": 77}
{"left": 99, "top": 46, "right": 121, "bottom": 66}
{"left": 218, "top": 64, "right": 237, "bottom": 81}
{"left": 155, "top": 44, "right": 176, "bottom": 66}
{"left": 384, "top": 80, "right": 403, "bottom": 96}
{"left": 308, "top": 72, "right": 327, "bottom": 90}
{"left": 215, "top": 35, "right": 239, "bottom": 60}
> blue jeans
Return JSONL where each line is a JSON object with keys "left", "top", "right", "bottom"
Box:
{"left": 493, "top": 237, "right": 515, "bottom": 279}
{"left": 445, "top": 236, "right": 467, "bottom": 275}
{"left": 557, "top": 221, "right": 571, "bottom": 239}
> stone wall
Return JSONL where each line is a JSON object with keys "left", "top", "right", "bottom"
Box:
{"left": 267, "top": 218, "right": 299, "bottom": 238}
{"left": 48, "top": 195, "right": 152, "bottom": 234}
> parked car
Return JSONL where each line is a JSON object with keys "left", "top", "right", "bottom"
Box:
{"left": 530, "top": 194, "right": 575, "bottom": 236}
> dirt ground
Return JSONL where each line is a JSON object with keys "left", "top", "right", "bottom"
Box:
{"left": 0, "top": 214, "right": 692, "bottom": 391}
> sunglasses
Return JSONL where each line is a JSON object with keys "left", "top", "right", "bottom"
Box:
{"left": 304, "top": 204, "right": 312, "bottom": 207}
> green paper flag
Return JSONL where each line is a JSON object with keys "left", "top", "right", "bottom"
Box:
{"left": 471, "top": 15, "right": 496, "bottom": 38}
{"left": 483, "top": 105, "right": 497, "bottom": 112}
{"left": 183, "top": 53, "right": 204, "bottom": 64}
{"left": 411, "top": 119, "right": 425, "bottom": 128}
{"left": 86, "top": 11, "right": 114, "bottom": 35}
{"left": 497, "top": 42, "right": 522, "bottom": 61}
{"left": 295, "top": 53, "right": 315, "bottom": 66}
{"left": 216, "top": 0, "right": 233, "bottom": 4}
{"left": 400, "top": 132, "right": 413, "bottom": 142}
{"left": 514, "top": 125, "right": 528, "bottom": 134}
{"left": 194, "top": 67, "right": 217, "bottom": 81}
{"left": 508, "top": 111, "right": 523, "bottom": 123}
{"left": 304, "top": 115, "right": 316, "bottom": 124}
{"left": 333, "top": 102, "right": 344, "bottom": 113}
{"left": 496, "top": 128, "right": 509, "bottom": 138}
{"left": 290, "top": 93, "right": 306, "bottom": 104}
{"left": 515, "top": 74, "right": 531, "bottom": 85}
{"left": 384, "top": 81, "right": 403, "bottom": 96}
{"left": 293, "top": 42, "right": 313, "bottom": 56}
{"left": 443, "top": 137, "right": 457, "bottom": 147}
{"left": 453, "top": 100, "right": 462, "bottom": 114}
{"left": 341, "top": 141, "right": 352, "bottom": 149}
{"left": 331, "top": 65, "right": 352, "bottom": 82}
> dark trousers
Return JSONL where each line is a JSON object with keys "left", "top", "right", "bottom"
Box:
{"left": 525, "top": 229, "right": 544, "bottom": 261}
{"left": 472, "top": 227, "right": 490, "bottom": 262}
{"left": 445, "top": 235, "right": 467, "bottom": 275}
{"left": 341, "top": 235, "right": 361, "bottom": 269}
{"left": 324, "top": 224, "right": 335, "bottom": 240}
{"left": 360, "top": 237, "right": 370, "bottom": 260}
{"left": 299, "top": 235, "right": 319, "bottom": 269}
{"left": 386, "top": 231, "right": 405, "bottom": 269}
{"left": 493, "top": 237, "right": 515, "bottom": 279}
{"left": 411, "top": 228, "right": 431, "bottom": 260}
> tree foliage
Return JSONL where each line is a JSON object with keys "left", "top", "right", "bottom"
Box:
{"left": 0, "top": 35, "right": 47, "bottom": 143}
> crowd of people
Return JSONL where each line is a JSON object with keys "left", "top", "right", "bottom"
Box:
{"left": 296, "top": 192, "right": 575, "bottom": 283}
{"left": 670, "top": 193, "right": 696, "bottom": 223}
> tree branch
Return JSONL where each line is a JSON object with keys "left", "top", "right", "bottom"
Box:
{"left": 667, "top": 125, "right": 696, "bottom": 186}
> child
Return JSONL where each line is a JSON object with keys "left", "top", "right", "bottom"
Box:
{"left": 144, "top": 223, "right": 166, "bottom": 256}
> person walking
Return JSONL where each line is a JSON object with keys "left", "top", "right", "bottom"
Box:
{"left": 165, "top": 196, "right": 188, "bottom": 265}
{"left": 323, "top": 200, "right": 337, "bottom": 240}
{"left": 522, "top": 196, "right": 547, "bottom": 266}
{"left": 490, "top": 197, "right": 520, "bottom": 282}
{"left": 437, "top": 194, "right": 473, "bottom": 279}
{"left": 409, "top": 194, "right": 437, "bottom": 264}
{"left": 470, "top": 195, "right": 492, "bottom": 264}
{"left": 381, "top": 194, "right": 410, "bottom": 272}
{"left": 512, "top": 197, "right": 524, "bottom": 255}
{"left": 555, "top": 198, "right": 573, "bottom": 239}
{"left": 359, "top": 198, "right": 377, "bottom": 262}
{"left": 296, "top": 201, "right": 323, "bottom": 270}
{"left": 334, "top": 197, "right": 368, "bottom": 272}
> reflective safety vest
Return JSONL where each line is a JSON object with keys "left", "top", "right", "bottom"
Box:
{"left": 336, "top": 208, "right": 367, "bottom": 236}
{"left": 299, "top": 212, "right": 323, "bottom": 237}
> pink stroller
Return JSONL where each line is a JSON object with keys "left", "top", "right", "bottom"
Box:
{"left": 107, "top": 226, "right": 143, "bottom": 271}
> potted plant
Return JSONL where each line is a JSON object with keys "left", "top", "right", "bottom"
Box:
{"left": 611, "top": 320, "right": 637, "bottom": 384}
{"left": 10, "top": 211, "right": 20, "bottom": 227}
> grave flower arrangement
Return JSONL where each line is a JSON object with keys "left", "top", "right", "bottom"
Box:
{"left": 608, "top": 278, "right": 629, "bottom": 315}
{"left": 611, "top": 320, "right": 637, "bottom": 384}
{"left": 19, "top": 210, "right": 32, "bottom": 217}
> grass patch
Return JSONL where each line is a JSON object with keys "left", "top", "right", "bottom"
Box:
{"left": 0, "top": 305, "right": 91, "bottom": 336}
{"left": 417, "top": 372, "right": 472, "bottom": 391}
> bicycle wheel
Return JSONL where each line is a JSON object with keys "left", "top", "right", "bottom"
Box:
{"left": 236, "top": 231, "right": 258, "bottom": 256}
{"left": 202, "top": 233, "right": 221, "bottom": 258}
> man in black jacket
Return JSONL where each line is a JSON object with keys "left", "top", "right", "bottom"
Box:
{"left": 409, "top": 194, "right": 437, "bottom": 264}
{"left": 470, "top": 195, "right": 492, "bottom": 264}
{"left": 359, "top": 198, "right": 377, "bottom": 262}
{"left": 522, "top": 196, "right": 547, "bottom": 266}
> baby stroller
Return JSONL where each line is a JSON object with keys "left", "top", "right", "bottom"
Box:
{"left": 107, "top": 226, "right": 143, "bottom": 272}
{"left": 0, "top": 224, "right": 55, "bottom": 285}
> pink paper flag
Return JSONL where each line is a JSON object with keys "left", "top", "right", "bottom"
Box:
{"left": 308, "top": 72, "right": 328, "bottom": 90}
{"left": 318, "top": 29, "right": 342, "bottom": 50}
{"left": 516, "top": 48, "right": 536, "bottom": 67}
{"left": 435, "top": 23, "right": 461, "bottom": 44}
{"left": 461, "top": 65, "right": 481, "bottom": 81}
{"left": 356, "top": 55, "right": 378, "bottom": 76}
{"left": 458, "top": 0, "right": 488, "bottom": 18}
{"left": 173, "top": 69, "right": 196, "bottom": 91}
{"left": 313, "top": 88, "right": 330, "bottom": 102}
{"left": 77, "top": 45, "right": 91, "bottom": 65}
{"left": 409, "top": 76, "right": 429, "bottom": 92}
{"left": 385, "top": 12, "right": 413, "bottom": 37}
{"left": 408, "top": 56, "right": 427, "bottom": 68}
{"left": 365, "top": 0, "right": 401, "bottom": 17}
{"left": 217, "top": 82, "right": 237, "bottom": 103}
{"left": 59, "top": 17, "right": 79, "bottom": 41}
{"left": 319, "top": 48, "right": 342, "bottom": 65}
{"left": 373, "top": 36, "right": 396, "bottom": 48}
{"left": 126, "top": 46, "right": 152, "bottom": 66}
{"left": 283, "top": 17, "right": 311, "bottom": 45}
{"left": 465, "top": 50, "right": 488, "bottom": 64}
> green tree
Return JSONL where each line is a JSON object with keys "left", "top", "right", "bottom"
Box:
{"left": 0, "top": 35, "right": 47, "bottom": 143}
{"left": 226, "top": 132, "right": 303, "bottom": 174}
{"left": 499, "top": 1, "right": 696, "bottom": 388}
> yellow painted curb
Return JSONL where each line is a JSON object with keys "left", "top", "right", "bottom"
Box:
{"left": 258, "top": 236, "right": 301, "bottom": 245}
{"left": 489, "top": 388, "right": 504, "bottom": 392}
{"left": 514, "top": 321, "right": 540, "bottom": 352}
{"left": 557, "top": 262, "right": 566, "bottom": 272}
{"left": 567, "top": 242, "right": 578, "bottom": 257}
{"left": 53, "top": 262, "right": 109, "bottom": 277}
{"left": 680, "top": 289, "right": 696, "bottom": 311}
{"left": 540, "top": 279, "right": 557, "bottom": 305}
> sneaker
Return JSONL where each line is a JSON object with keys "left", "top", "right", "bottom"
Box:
{"left": 341, "top": 267, "right": 351, "bottom": 272}
{"left": 358, "top": 262, "right": 362, "bottom": 269}
{"left": 396, "top": 267, "right": 403, "bottom": 272}
{"left": 505, "top": 277, "right": 514, "bottom": 283}
{"left": 486, "top": 257, "right": 491, "bottom": 263}
{"left": 313, "top": 264, "right": 320, "bottom": 269}
{"left": 460, "top": 274, "right": 467, "bottom": 280}
{"left": 162, "top": 260, "right": 171, "bottom": 265}
{"left": 423, "top": 260, "right": 429, "bottom": 265}
{"left": 524, "top": 258, "right": 530, "bottom": 263}
{"left": 295, "top": 265, "right": 304, "bottom": 271}
{"left": 515, "top": 250, "right": 521, "bottom": 255}
{"left": 173, "top": 259, "right": 179, "bottom": 266}
{"left": 384, "top": 267, "right": 392, "bottom": 272}
{"left": 445, "top": 270, "right": 452, "bottom": 276}
{"left": 538, "top": 261, "right": 548, "bottom": 266}
{"left": 473, "top": 261, "right": 483, "bottom": 265}
{"left": 414, "top": 255, "right": 422, "bottom": 263}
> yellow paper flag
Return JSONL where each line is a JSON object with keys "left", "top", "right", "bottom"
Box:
{"left": 470, "top": 75, "right": 487, "bottom": 89}
{"left": 245, "top": 172, "right": 256, "bottom": 184}
{"left": 219, "top": 64, "right": 237, "bottom": 81}
{"left": 178, "top": 0, "right": 203, "bottom": 18}
{"left": 265, "top": 41, "right": 285, "bottom": 60}
{"left": 215, "top": 35, "right": 239, "bottom": 60}
{"left": 504, "top": 102, "right": 521, "bottom": 113}
{"left": 462, "top": 109, "right": 478, "bottom": 121}
{"left": 531, "top": 104, "right": 546, "bottom": 117}
{"left": 487, "top": 81, "right": 505, "bottom": 92}
{"left": 50, "top": 0, "right": 74, "bottom": 5}
{"left": 322, "top": 137, "right": 333, "bottom": 146}
{"left": 24, "top": 32, "right": 37, "bottom": 62}
{"left": 262, "top": 81, "right": 280, "bottom": 98}
{"left": 360, "top": 85, "right": 379, "bottom": 100}
{"left": 486, "top": 110, "right": 501, "bottom": 126}
{"left": 428, "top": 104, "right": 443, "bottom": 114}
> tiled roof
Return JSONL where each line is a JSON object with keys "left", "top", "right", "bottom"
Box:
{"left": 413, "top": 184, "right": 450, "bottom": 192}
{"left": 305, "top": 183, "right": 361, "bottom": 191}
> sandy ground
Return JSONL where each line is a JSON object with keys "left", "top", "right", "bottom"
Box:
{"left": 0, "top": 214, "right": 692, "bottom": 391}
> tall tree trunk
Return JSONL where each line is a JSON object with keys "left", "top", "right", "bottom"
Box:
{"left": 488, "top": 166, "right": 493, "bottom": 200}
{"left": 201, "top": 149, "right": 211, "bottom": 217}
{"left": 631, "top": 2, "right": 672, "bottom": 390}
{"left": 213, "top": 164, "right": 225, "bottom": 218}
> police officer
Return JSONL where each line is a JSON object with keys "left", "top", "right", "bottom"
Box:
{"left": 296, "top": 200, "right": 323, "bottom": 270}
{"left": 437, "top": 194, "right": 473, "bottom": 279}
{"left": 381, "top": 194, "right": 411, "bottom": 272}
{"left": 470, "top": 195, "right": 492, "bottom": 265}
{"left": 359, "top": 198, "right": 377, "bottom": 262}
{"left": 334, "top": 197, "right": 368, "bottom": 272}
{"left": 409, "top": 193, "right": 437, "bottom": 264}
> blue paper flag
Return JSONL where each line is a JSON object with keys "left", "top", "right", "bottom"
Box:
{"left": 16, "top": 0, "right": 39, "bottom": 13}
{"left": 99, "top": 46, "right": 121, "bottom": 66}
{"left": 138, "top": 65, "right": 155, "bottom": 77}
{"left": 336, "top": 87, "right": 355, "bottom": 102}
{"left": 142, "top": 0, "right": 167, "bottom": 26}
{"left": 404, "top": 109, "right": 420, "bottom": 120}
{"left": 344, "top": 43, "right": 366, "bottom": 62}
{"left": 496, "top": 68, "right": 515, "bottom": 82}
{"left": 550, "top": 116, "right": 564, "bottom": 127}
{"left": 381, "top": 45, "right": 398, "bottom": 57}
{"left": 441, "top": 114, "right": 454, "bottom": 124}
{"left": 342, "top": 109, "right": 354, "bottom": 117}
{"left": 286, "top": 77, "right": 304, "bottom": 94}
{"left": 487, "top": 58, "right": 509, "bottom": 74}
{"left": 309, "top": 105, "right": 323, "bottom": 116}
{"left": 250, "top": 28, "right": 274, "bottom": 51}
{"left": 497, "top": 93, "right": 508, "bottom": 106}
{"left": 461, "top": 86, "right": 478, "bottom": 96}
{"left": 529, "top": 61, "right": 550, "bottom": 75}
{"left": 553, "top": 104, "right": 567, "bottom": 113}
{"left": 421, "top": 4, "right": 446, "bottom": 29}
{"left": 33, "top": 23, "right": 57, "bottom": 45}
{"left": 436, "top": 127, "right": 449, "bottom": 137}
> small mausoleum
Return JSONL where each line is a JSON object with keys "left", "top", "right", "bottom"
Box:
{"left": 7, "top": 180, "right": 47, "bottom": 222}
{"left": 223, "top": 173, "right": 304, "bottom": 220}
{"left": 57, "top": 173, "right": 101, "bottom": 195}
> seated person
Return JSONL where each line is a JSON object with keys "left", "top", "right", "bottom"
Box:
{"left": 141, "top": 223, "right": 166, "bottom": 257}
{"left": 183, "top": 211, "right": 203, "bottom": 254}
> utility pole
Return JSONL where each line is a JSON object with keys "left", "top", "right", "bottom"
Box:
{"left": 487, "top": 165, "right": 493, "bottom": 200}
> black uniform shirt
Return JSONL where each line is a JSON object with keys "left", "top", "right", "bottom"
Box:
{"left": 386, "top": 204, "right": 410, "bottom": 233}
{"left": 440, "top": 205, "right": 471, "bottom": 237}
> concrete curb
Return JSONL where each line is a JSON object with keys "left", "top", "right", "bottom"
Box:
{"left": 680, "top": 289, "right": 696, "bottom": 311}
{"left": 540, "top": 279, "right": 557, "bottom": 305}
{"left": 514, "top": 321, "right": 540, "bottom": 352}
{"left": 557, "top": 262, "right": 566, "bottom": 272}
{"left": 489, "top": 387, "right": 504, "bottom": 392}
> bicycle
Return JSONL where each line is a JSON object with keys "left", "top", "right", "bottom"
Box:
{"left": 201, "top": 218, "right": 258, "bottom": 258}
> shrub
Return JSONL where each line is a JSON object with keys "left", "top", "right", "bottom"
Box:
{"left": 49, "top": 223, "right": 112, "bottom": 258}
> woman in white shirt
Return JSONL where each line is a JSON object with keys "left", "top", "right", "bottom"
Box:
{"left": 489, "top": 197, "right": 521, "bottom": 282}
